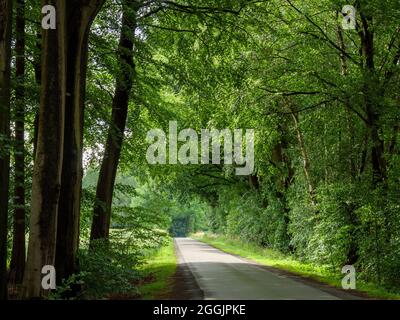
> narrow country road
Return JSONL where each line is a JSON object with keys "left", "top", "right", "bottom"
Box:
{"left": 174, "top": 238, "right": 360, "bottom": 300}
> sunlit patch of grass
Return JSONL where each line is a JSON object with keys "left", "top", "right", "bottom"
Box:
{"left": 192, "top": 232, "right": 400, "bottom": 300}
{"left": 137, "top": 239, "right": 177, "bottom": 300}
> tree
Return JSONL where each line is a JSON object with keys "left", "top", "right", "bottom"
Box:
{"left": 23, "top": 0, "right": 105, "bottom": 297}
{"left": 22, "top": 0, "right": 67, "bottom": 299}
{"left": 10, "top": 0, "right": 26, "bottom": 286}
{"left": 90, "top": 0, "right": 137, "bottom": 243}
{"left": 0, "top": 0, "right": 12, "bottom": 301}
{"left": 55, "top": 0, "right": 105, "bottom": 285}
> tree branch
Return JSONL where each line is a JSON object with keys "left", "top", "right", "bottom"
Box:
{"left": 286, "top": 0, "right": 361, "bottom": 67}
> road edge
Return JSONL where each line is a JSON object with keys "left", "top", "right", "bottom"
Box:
{"left": 163, "top": 238, "right": 204, "bottom": 300}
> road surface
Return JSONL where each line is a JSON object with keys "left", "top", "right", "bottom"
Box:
{"left": 174, "top": 238, "right": 358, "bottom": 300}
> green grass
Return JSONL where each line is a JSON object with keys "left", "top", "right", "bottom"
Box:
{"left": 137, "top": 238, "right": 177, "bottom": 300}
{"left": 192, "top": 232, "right": 400, "bottom": 300}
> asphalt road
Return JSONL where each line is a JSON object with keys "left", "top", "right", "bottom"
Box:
{"left": 175, "top": 237, "right": 353, "bottom": 300}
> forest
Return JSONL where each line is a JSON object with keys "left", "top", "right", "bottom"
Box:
{"left": 0, "top": 0, "right": 400, "bottom": 300}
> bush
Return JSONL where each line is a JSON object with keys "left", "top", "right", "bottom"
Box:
{"left": 77, "top": 238, "right": 142, "bottom": 299}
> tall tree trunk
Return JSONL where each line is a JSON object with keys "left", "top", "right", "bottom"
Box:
{"left": 357, "top": 8, "right": 386, "bottom": 186}
{"left": 10, "top": 0, "right": 26, "bottom": 286}
{"left": 32, "top": 30, "right": 42, "bottom": 159}
{"left": 21, "top": 0, "right": 67, "bottom": 299}
{"left": 290, "top": 108, "right": 316, "bottom": 204}
{"left": 55, "top": 0, "right": 105, "bottom": 285}
{"left": 0, "top": 0, "right": 12, "bottom": 300}
{"left": 271, "top": 119, "right": 293, "bottom": 251}
{"left": 336, "top": 15, "right": 357, "bottom": 179}
{"left": 366, "top": 98, "right": 386, "bottom": 186}
{"left": 90, "top": 2, "right": 137, "bottom": 243}
{"left": 336, "top": 12, "right": 360, "bottom": 264}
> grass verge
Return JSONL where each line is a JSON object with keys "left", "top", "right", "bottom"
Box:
{"left": 192, "top": 232, "right": 400, "bottom": 300}
{"left": 137, "top": 238, "right": 177, "bottom": 300}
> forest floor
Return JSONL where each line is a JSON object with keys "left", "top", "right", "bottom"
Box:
{"left": 192, "top": 233, "right": 400, "bottom": 300}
